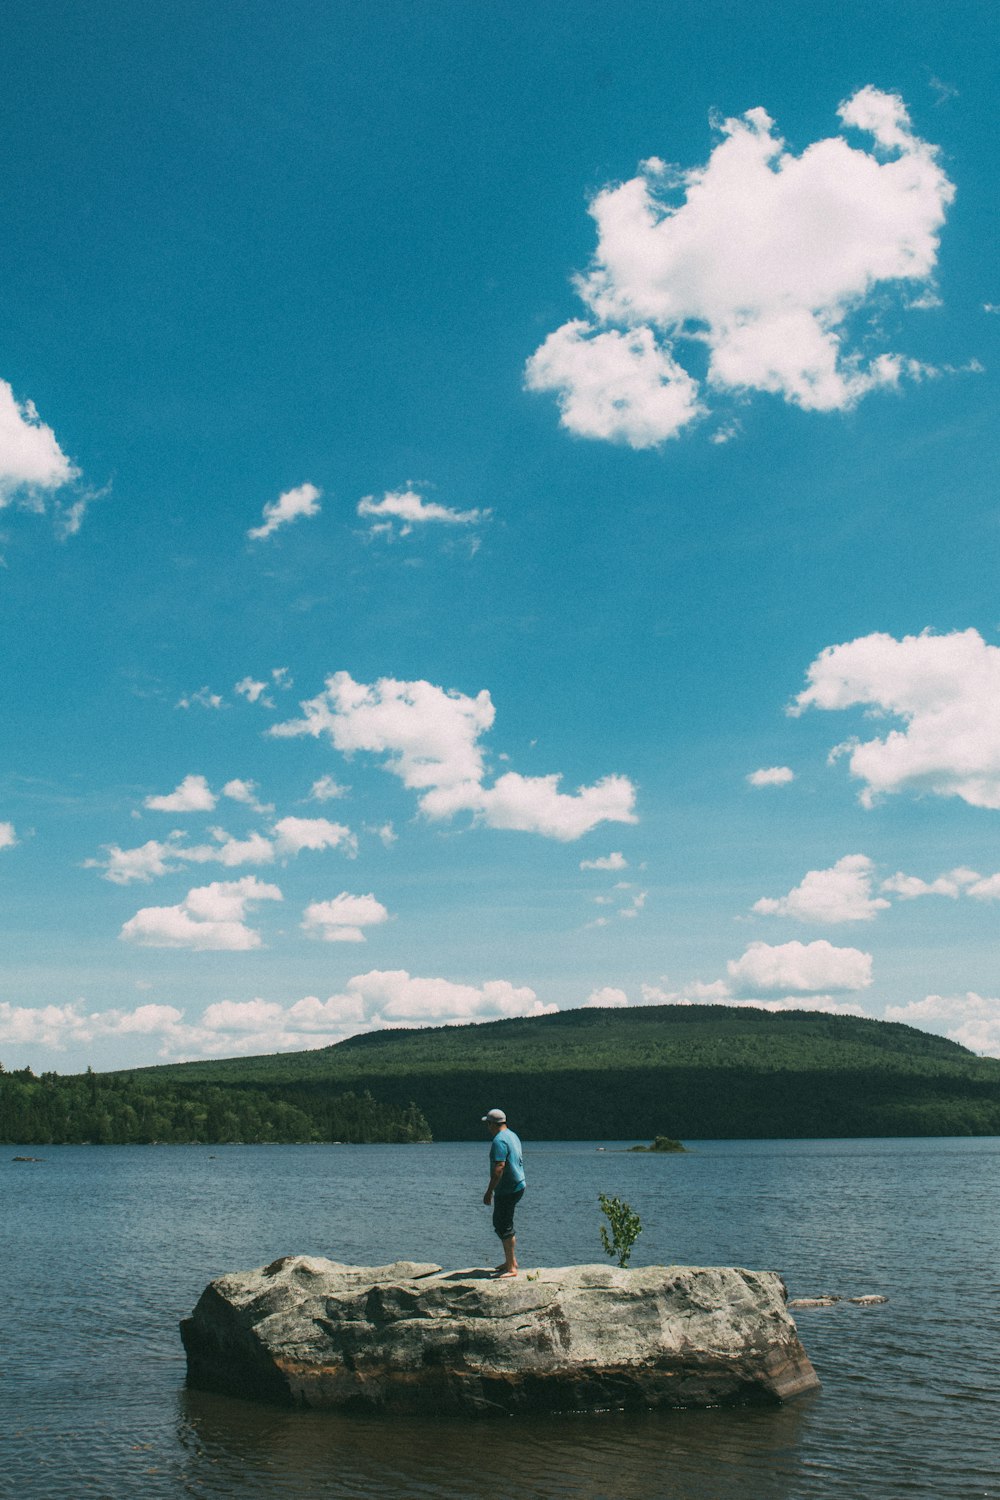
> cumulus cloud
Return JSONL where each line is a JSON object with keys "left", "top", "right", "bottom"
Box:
{"left": 270, "top": 671, "right": 637, "bottom": 842}
{"left": 0, "top": 378, "right": 79, "bottom": 506}
{"left": 87, "top": 829, "right": 275, "bottom": 883}
{"left": 525, "top": 322, "right": 703, "bottom": 448}
{"left": 880, "top": 867, "right": 1000, "bottom": 903}
{"left": 727, "top": 939, "right": 873, "bottom": 995}
{"left": 0, "top": 821, "right": 18, "bottom": 850}
{"left": 248, "top": 482, "right": 321, "bottom": 541}
{"left": 119, "top": 877, "right": 282, "bottom": 951}
{"left": 301, "top": 892, "right": 390, "bottom": 943}
{"left": 583, "top": 986, "right": 629, "bottom": 1008}
{"left": 222, "top": 778, "right": 272, "bottom": 814}
{"left": 638, "top": 978, "right": 864, "bottom": 1016}
{"left": 86, "top": 838, "right": 181, "bottom": 884}
{"left": 753, "top": 854, "right": 889, "bottom": 923}
{"left": 881, "top": 867, "right": 980, "bottom": 900}
{"left": 0, "top": 969, "right": 557, "bottom": 1060}
{"left": 310, "top": 775, "right": 349, "bottom": 801}
{"left": 199, "top": 830, "right": 275, "bottom": 868}
{"left": 580, "top": 851, "right": 628, "bottom": 871}
{"left": 88, "top": 813, "right": 358, "bottom": 885}
{"left": 527, "top": 88, "right": 954, "bottom": 447}
{"left": 176, "top": 972, "right": 554, "bottom": 1054}
{"left": 235, "top": 676, "right": 273, "bottom": 707}
{"left": 747, "top": 766, "right": 795, "bottom": 788}
{"left": 144, "top": 775, "right": 217, "bottom": 813}
{"left": 794, "top": 628, "right": 1000, "bottom": 809}
{"left": 271, "top": 816, "right": 357, "bottom": 858}
{"left": 471, "top": 771, "right": 637, "bottom": 841}
{"left": 357, "top": 487, "right": 490, "bottom": 536}
{"left": 344, "top": 970, "right": 555, "bottom": 1026}
{"left": 0, "top": 1001, "right": 185, "bottom": 1049}
{"left": 885, "top": 992, "right": 1000, "bottom": 1056}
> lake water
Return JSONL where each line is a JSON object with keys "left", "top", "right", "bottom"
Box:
{"left": 3, "top": 1137, "right": 999, "bottom": 1499}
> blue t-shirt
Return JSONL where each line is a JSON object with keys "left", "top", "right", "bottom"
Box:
{"left": 490, "top": 1127, "right": 525, "bottom": 1193}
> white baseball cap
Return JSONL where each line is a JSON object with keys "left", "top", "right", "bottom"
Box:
{"left": 482, "top": 1108, "right": 506, "bottom": 1123}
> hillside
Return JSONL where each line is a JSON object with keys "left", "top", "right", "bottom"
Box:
{"left": 113, "top": 1004, "right": 1000, "bottom": 1140}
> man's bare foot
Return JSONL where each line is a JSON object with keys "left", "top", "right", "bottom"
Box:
{"left": 494, "top": 1270, "right": 518, "bottom": 1279}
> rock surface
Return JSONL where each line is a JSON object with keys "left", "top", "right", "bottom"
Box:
{"left": 181, "top": 1257, "right": 819, "bottom": 1415}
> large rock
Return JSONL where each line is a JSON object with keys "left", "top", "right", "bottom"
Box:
{"left": 181, "top": 1257, "right": 819, "bottom": 1415}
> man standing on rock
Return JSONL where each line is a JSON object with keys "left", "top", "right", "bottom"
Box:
{"left": 482, "top": 1108, "right": 525, "bottom": 1279}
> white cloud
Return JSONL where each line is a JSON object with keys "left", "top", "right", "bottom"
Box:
{"left": 0, "top": 378, "right": 79, "bottom": 505}
{"left": 87, "top": 838, "right": 179, "bottom": 884}
{"left": 727, "top": 939, "right": 873, "bottom": 995}
{"left": 301, "top": 892, "right": 390, "bottom": 943}
{"left": 119, "top": 876, "right": 282, "bottom": 951}
{"left": 753, "top": 854, "right": 889, "bottom": 923}
{"left": 794, "top": 628, "right": 1000, "bottom": 809}
{"left": 222, "top": 779, "right": 272, "bottom": 814}
{"left": 747, "top": 766, "right": 795, "bottom": 788}
{"left": 641, "top": 980, "right": 732, "bottom": 1004}
{"left": 357, "top": 487, "right": 490, "bottom": 536}
{"left": 87, "top": 829, "right": 276, "bottom": 883}
{"left": 638, "top": 977, "right": 864, "bottom": 1016}
{"left": 881, "top": 867, "right": 980, "bottom": 900}
{"left": 270, "top": 671, "right": 637, "bottom": 842}
{"left": 199, "top": 998, "right": 286, "bottom": 1032}
{"left": 527, "top": 88, "right": 953, "bottom": 447}
{"left": 248, "top": 482, "right": 321, "bottom": 541}
{"left": 885, "top": 992, "right": 1000, "bottom": 1056}
{"left": 0, "top": 821, "right": 18, "bottom": 850}
{"left": 181, "top": 970, "right": 554, "bottom": 1051}
{"left": 525, "top": 321, "right": 703, "bottom": 447}
{"left": 310, "top": 774, "right": 349, "bottom": 801}
{"left": 0, "top": 1000, "right": 185, "bottom": 1049}
{"left": 0, "top": 969, "right": 558, "bottom": 1060}
{"left": 144, "top": 775, "right": 217, "bottom": 813}
{"left": 342, "top": 969, "right": 556, "bottom": 1026}
{"left": 235, "top": 676, "right": 273, "bottom": 707}
{"left": 731, "top": 995, "right": 867, "bottom": 1016}
{"left": 88, "top": 814, "right": 360, "bottom": 886}
{"left": 471, "top": 771, "right": 637, "bottom": 842}
{"left": 199, "top": 830, "right": 276, "bottom": 868}
{"left": 366, "top": 821, "right": 397, "bottom": 847}
{"left": 580, "top": 851, "right": 627, "bottom": 871}
{"left": 583, "top": 986, "right": 629, "bottom": 1008}
{"left": 271, "top": 816, "right": 357, "bottom": 858}
{"left": 619, "top": 889, "right": 647, "bottom": 919}
{"left": 176, "top": 687, "right": 224, "bottom": 711}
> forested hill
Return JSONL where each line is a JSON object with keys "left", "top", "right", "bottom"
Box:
{"left": 116, "top": 1004, "right": 1000, "bottom": 1140}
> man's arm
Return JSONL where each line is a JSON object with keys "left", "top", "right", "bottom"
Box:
{"left": 483, "top": 1160, "right": 504, "bottom": 1205}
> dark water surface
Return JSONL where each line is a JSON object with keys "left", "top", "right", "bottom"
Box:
{"left": 3, "top": 1138, "right": 998, "bottom": 1499}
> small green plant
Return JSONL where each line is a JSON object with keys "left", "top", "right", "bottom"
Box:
{"left": 598, "top": 1192, "right": 643, "bottom": 1268}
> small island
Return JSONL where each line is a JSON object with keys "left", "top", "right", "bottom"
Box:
{"left": 628, "top": 1135, "right": 686, "bottom": 1153}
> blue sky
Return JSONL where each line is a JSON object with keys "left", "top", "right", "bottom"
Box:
{"left": 1, "top": 1, "right": 998, "bottom": 1069}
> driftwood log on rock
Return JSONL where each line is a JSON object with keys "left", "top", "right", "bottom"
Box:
{"left": 181, "top": 1257, "right": 820, "bottom": 1416}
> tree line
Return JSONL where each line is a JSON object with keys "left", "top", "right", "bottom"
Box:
{"left": 0, "top": 1064, "right": 431, "bottom": 1145}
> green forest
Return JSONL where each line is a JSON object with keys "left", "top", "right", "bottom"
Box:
{"left": 111, "top": 1004, "right": 1000, "bottom": 1141}
{"left": 6, "top": 1005, "right": 1000, "bottom": 1143}
{"left": 0, "top": 1064, "right": 431, "bottom": 1145}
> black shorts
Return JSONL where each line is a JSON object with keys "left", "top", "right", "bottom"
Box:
{"left": 492, "top": 1188, "right": 524, "bottom": 1240}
